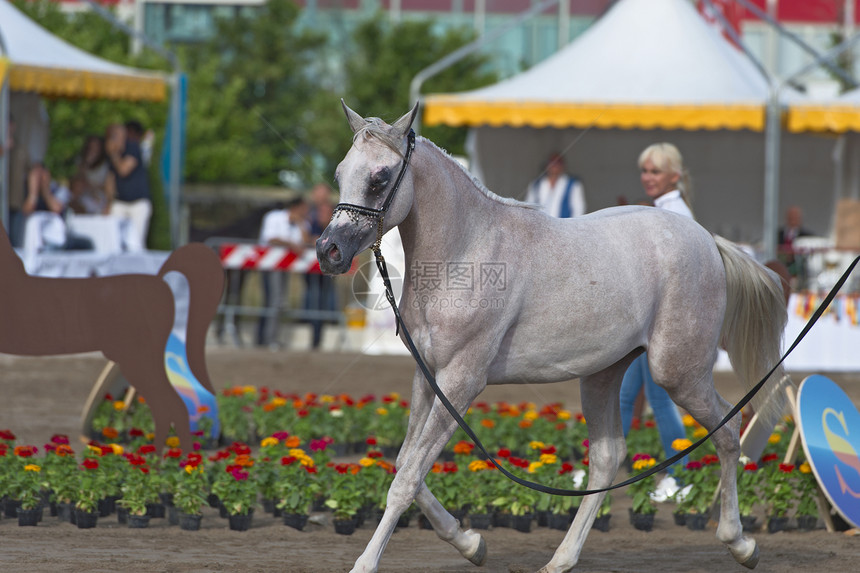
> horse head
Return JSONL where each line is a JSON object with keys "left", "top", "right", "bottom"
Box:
{"left": 316, "top": 100, "right": 419, "bottom": 275}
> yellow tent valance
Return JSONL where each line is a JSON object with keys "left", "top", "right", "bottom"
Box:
{"left": 423, "top": 98, "right": 766, "bottom": 132}
{"left": 787, "top": 106, "right": 860, "bottom": 134}
{"left": 0, "top": 57, "right": 9, "bottom": 92}
{"left": 8, "top": 65, "right": 166, "bottom": 102}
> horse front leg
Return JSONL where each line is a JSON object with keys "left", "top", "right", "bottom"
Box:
{"left": 351, "top": 369, "right": 485, "bottom": 573}
{"left": 541, "top": 368, "right": 627, "bottom": 573}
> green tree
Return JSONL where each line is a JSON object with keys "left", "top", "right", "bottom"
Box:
{"left": 343, "top": 17, "right": 498, "bottom": 156}
{"left": 184, "top": 0, "right": 330, "bottom": 186}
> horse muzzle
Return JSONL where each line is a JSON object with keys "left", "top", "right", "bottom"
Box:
{"left": 316, "top": 233, "right": 356, "bottom": 275}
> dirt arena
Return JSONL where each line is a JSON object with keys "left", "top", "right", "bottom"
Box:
{"left": 1, "top": 349, "right": 858, "bottom": 572}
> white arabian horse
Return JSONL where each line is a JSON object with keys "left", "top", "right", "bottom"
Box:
{"left": 317, "top": 102, "right": 787, "bottom": 573}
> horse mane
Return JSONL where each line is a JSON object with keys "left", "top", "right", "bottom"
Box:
{"left": 356, "top": 118, "right": 536, "bottom": 211}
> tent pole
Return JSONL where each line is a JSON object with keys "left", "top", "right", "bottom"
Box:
{"left": 169, "top": 72, "right": 182, "bottom": 249}
{"left": 763, "top": 89, "right": 781, "bottom": 261}
{"left": 0, "top": 77, "right": 8, "bottom": 232}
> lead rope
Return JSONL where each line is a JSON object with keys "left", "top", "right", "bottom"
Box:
{"left": 375, "top": 249, "right": 860, "bottom": 496}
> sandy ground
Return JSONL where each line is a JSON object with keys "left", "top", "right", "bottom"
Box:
{"left": 1, "top": 348, "right": 858, "bottom": 572}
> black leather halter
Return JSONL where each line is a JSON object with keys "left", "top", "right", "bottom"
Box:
{"left": 331, "top": 129, "right": 416, "bottom": 255}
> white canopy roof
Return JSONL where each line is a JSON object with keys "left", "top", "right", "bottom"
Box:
{"left": 426, "top": 0, "right": 791, "bottom": 131}
{"left": 0, "top": 0, "right": 165, "bottom": 101}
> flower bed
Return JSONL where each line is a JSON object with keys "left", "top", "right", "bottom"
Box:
{"left": 0, "top": 394, "right": 819, "bottom": 532}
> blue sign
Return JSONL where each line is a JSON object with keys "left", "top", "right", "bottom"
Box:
{"left": 797, "top": 375, "right": 860, "bottom": 528}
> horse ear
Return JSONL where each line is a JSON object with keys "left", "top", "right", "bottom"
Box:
{"left": 391, "top": 101, "right": 420, "bottom": 137}
{"left": 341, "top": 99, "right": 366, "bottom": 134}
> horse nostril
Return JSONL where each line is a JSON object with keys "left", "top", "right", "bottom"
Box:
{"left": 327, "top": 244, "right": 342, "bottom": 263}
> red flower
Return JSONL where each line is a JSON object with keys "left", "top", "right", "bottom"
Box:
{"left": 540, "top": 445, "right": 557, "bottom": 455}
{"left": 281, "top": 456, "right": 298, "bottom": 466}
{"left": 13, "top": 445, "right": 37, "bottom": 457}
{"left": 644, "top": 419, "right": 656, "bottom": 429}
{"left": 442, "top": 461, "right": 458, "bottom": 473}
{"left": 334, "top": 463, "right": 350, "bottom": 475}
{"left": 137, "top": 444, "right": 157, "bottom": 456}
{"left": 309, "top": 439, "right": 328, "bottom": 452}
{"left": 127, "top": 454, "right": 147, "bottom": 466}
{"left": 761, "top": 453, "right": 779, "bottom": 463}
{"left": 128, "top": 428, "right": 145, "bottom": 437}
{"left": 382, "top": 395, "right": 395, "bottom": 404}
{"left": 778, "top": 463, "right": 795, "bottom": 473}
{"left": 632, "top": 453, "right": 652, "bottom": 462}
{"left": 582, "top": 439, "right": 590, "bottom": 449}
{"left": 297, "top": 409, "right": 309, "bottom": 418}
{"left": 209, "top": 449, "right": 231, "bottom": 462}
{"left": 229, "top": 467, "right": 250, "bottom": 481}
{"left": 509, "top": 457, "right": 530, "bottom": 469}
{"left": 304, "top": 465, "right": 318, "bottom": 474}
{"left": 368, "top": 451, "right": 384, "bottom": 459}
{"left": 271, "top": 431, "right": 290, "bottom": 441}
{"left": 164, "top": 447, "right": 183, "bottom": 459}
{"left": 497, "top": 448, "right": 511, "bottom": 458}
{"left": 0, "top": 429, "right": 16, "bottom": 441}
{"left": 559, "top": 462, "right": 575, "bottom": 475}
{"left": 743, "top": 462, "right": 759, "bottom": 471}
{"left": 82, "top": 458, "right": 99, "bottom": 470}
{"left": 631, "top": 417, "right": 642, "bottom": 431}
{"left": 50, "top": 434, "right": 70, "bottom": 445}
{"left": 685, "top": 461, "right": 703, "bottom": 471}
{"left": 701, "top": 454, "right": 720, "bottom": 466}
{"left": 228, "top": 442, "right": 251, "bottom": 456}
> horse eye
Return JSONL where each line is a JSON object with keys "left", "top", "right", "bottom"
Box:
{"left": 369, "top": 168, "right": 391, "bottom": 192}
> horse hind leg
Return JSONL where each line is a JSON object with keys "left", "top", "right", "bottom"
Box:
{"left": 541, "top": 366, "right": 628, "bottom": 573}
{"left": 414, "top": 484, "right": 486, "bottom": 565}
{"left": 667, "top": 373, "right": 758, "bottom": 568}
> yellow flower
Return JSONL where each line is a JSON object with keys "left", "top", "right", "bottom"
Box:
{"left": 799, "top": 461, "right": 812, "bottom": 474}
{"left": 165, "top": 436, "right": 180, "bottom": 448}
{"left": 146, "top": 432, "right": 155, "bottom": 441}
{"left": 87, "top": 444, "right": 101, "bottom": 454}
{"left": 768, "top": 433, "right": 781, "bottom": 444}
{"left": 376, "top": 407, "right": 389, "bottom": 416}
{"left": 693, "top": 427, "right": 708, "bottom": 439}
{"left": 527, "top": 461, "right": 543, "bottom": 474}
{"left": 557, "top": 410, "right": 572, "bottom": 420}
{"left": 299, "top": 457, "right": 315, "bottom": 468}
{"left": 523, "top": 411, "right": 539, "bottom": 421}
{"left": 24, "top": 464, "right": 41, "bottom": 472}
{"left": 682, "top": 414, "right": 696, "bottom": 427}
{"left": 270, "top": 397, "right": 287, "bottom": 407}
{"left": 632, "top": 458, "right": 657, "bottom": 472}
{"left": 320, "top": 394, "right": 335, "bottom": 403}
{"left": 539, "top": 453, "right": 558, "bottom": 465}
{"left": 523, "top": 402, "right": 537, "bottom": 411}
{"left": 242, "top": 385, "right": 257, "bottom": 395}
{"left": 260, "top": 437, "right": 279, "bottom": 448}
{"left": 288, "top": 448, "right": 306, "bottom": 458}
{"left": 113, "top": 400, "right": 126, "bottom": 411}
{"left": 672, "top": 438, "right": 693, "bottom": 452}
{"left": 111, "top": 444, "right": 124, "bottom": 455}
{"left": 388, "top": 392, "right": 401, "bottom": 401}
{"left": 184, "top": 464, "right": 196, "bottom": 475}
{"left": 359, "top": 457, "right": 375, "bottom": 467}
{"left": 529, "top": 441, "right": 546, "bottom": 450}
{"left": 468, "top": 460, "right": 489, "bottom": 472}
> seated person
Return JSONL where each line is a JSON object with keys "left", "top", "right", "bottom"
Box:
{"left": 21, "top": 165, "right": 92, "bottom": 253}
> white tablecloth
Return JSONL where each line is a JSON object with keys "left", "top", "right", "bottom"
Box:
{"left": 16, "top": 250, "right": 170, "bottom": 278}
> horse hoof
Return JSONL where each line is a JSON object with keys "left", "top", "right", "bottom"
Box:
{"left": 740, "top": 543, "right": 759, "bottom": 569}
{"left": 467, "top": 536, "right": 487, "bottom": 566}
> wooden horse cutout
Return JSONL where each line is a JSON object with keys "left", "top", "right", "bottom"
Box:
{"left": 0, "top": 222, "right": 224, "bottom": 450}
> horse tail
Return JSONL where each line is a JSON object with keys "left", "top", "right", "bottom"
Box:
{"left": 715, "top": 235, "right": 789, "bottom": 427}
{"left": 158, "top": 243, "right": 225, "bottom": 395}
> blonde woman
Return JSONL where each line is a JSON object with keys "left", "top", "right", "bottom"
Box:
{"left": 620, "top": 143, "right": 691, "bottom": 495}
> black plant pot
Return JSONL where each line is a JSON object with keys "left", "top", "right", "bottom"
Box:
{"left": 333, "top": 517, "right": 358, "bottom": 535}
{"left": 673, "top": 511, "right": 687, "bottom": 526}
{"left": 628, "top": 509, "right": 655, "bottom": 532}
{"left": 57, "top": 502, "right": 74, "bottom": 523}
{"left": 179, "top": 513, "right": 203, "bottom": 531}
{"left": 767, "top": 515, "right": 790, "bottom": 533}
{"left": 740, "top": 514, "right": 758, "bottom": 532}
{"left": 469, "top": 513, "right": 492, "bottom": 530}
{"left": 282, "top": 512, "right": 309, "bottom": 531}
{"left": 17, "top": 507, "right": 41, "bottom": 526}
{"left": 592, "top": 514, "right": 611, "bottom": 532}
{"left": 536, "top": 510, "right": 549, "bottom": 527}
{"left": 796, "top": 515, "right": 818, "bottom": 531}
{"left": 418, "top": 514, "right": 434, "bottom": 530}
{"left": 493, "top": 512, "right": 512, "bottom": 528}
{"left": 128, "top": 513, "right": 151, "bottom": 528}
{"left": 117, "top": 506, "right": 129, "bottom": 525}
{"left": 547, "top": 512, "right": 572, "bottom": 531}
{"left": 228, "top": 512, "right": 253, "bottom": 531}
{"left": 146, "top": 503, "right": 166, "bottom": 518}
{"left": 685, "top": 513, "right": 708, "bottom": 531}
{"left": 74, "top": 509, "right": 98, "bottom": 529}
{"left": 511, "top": 513, "right": 533, "bottom": 533}
{"left": 3, "top": 498, "right": 21, "bottom": 518}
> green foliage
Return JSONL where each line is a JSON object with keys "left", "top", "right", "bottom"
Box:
{"left": 343, "top": 16, "right": 498, "bottom": 157}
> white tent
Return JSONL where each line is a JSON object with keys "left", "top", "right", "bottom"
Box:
{"left": 0, "top": 0, "right": 169, "bottom": 238}
{"left": 424, "top": 0, "right": 836, "bottom": 246}
{"left": 0, "top": 0, "right": 165, "bottom": 100}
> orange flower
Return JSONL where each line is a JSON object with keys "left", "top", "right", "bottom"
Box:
{"left": 518, "top": 419, "right": 533, "bottom": 429}
{"left": 101, "top": 427, "right": 119, "bottom": 440}
{"left": 55, "top": 444, "right": 74, "bottom": 457}
{"left": 452, "top": 441, "right": 474, "bottom": 455}
{"left": 480, "top": 419, "right": 495, "bottom": 428}
{"left": 233, "top": 454, "right": 255, "bottom": 467}
{"left": 431, "top": 462, "right": 443, "bottom": 474}
{"left": 285, "top": 436, "right": 301, "bottom": 448}
{"left": 197, "top": 405, "right": 210, "bottom": 414}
